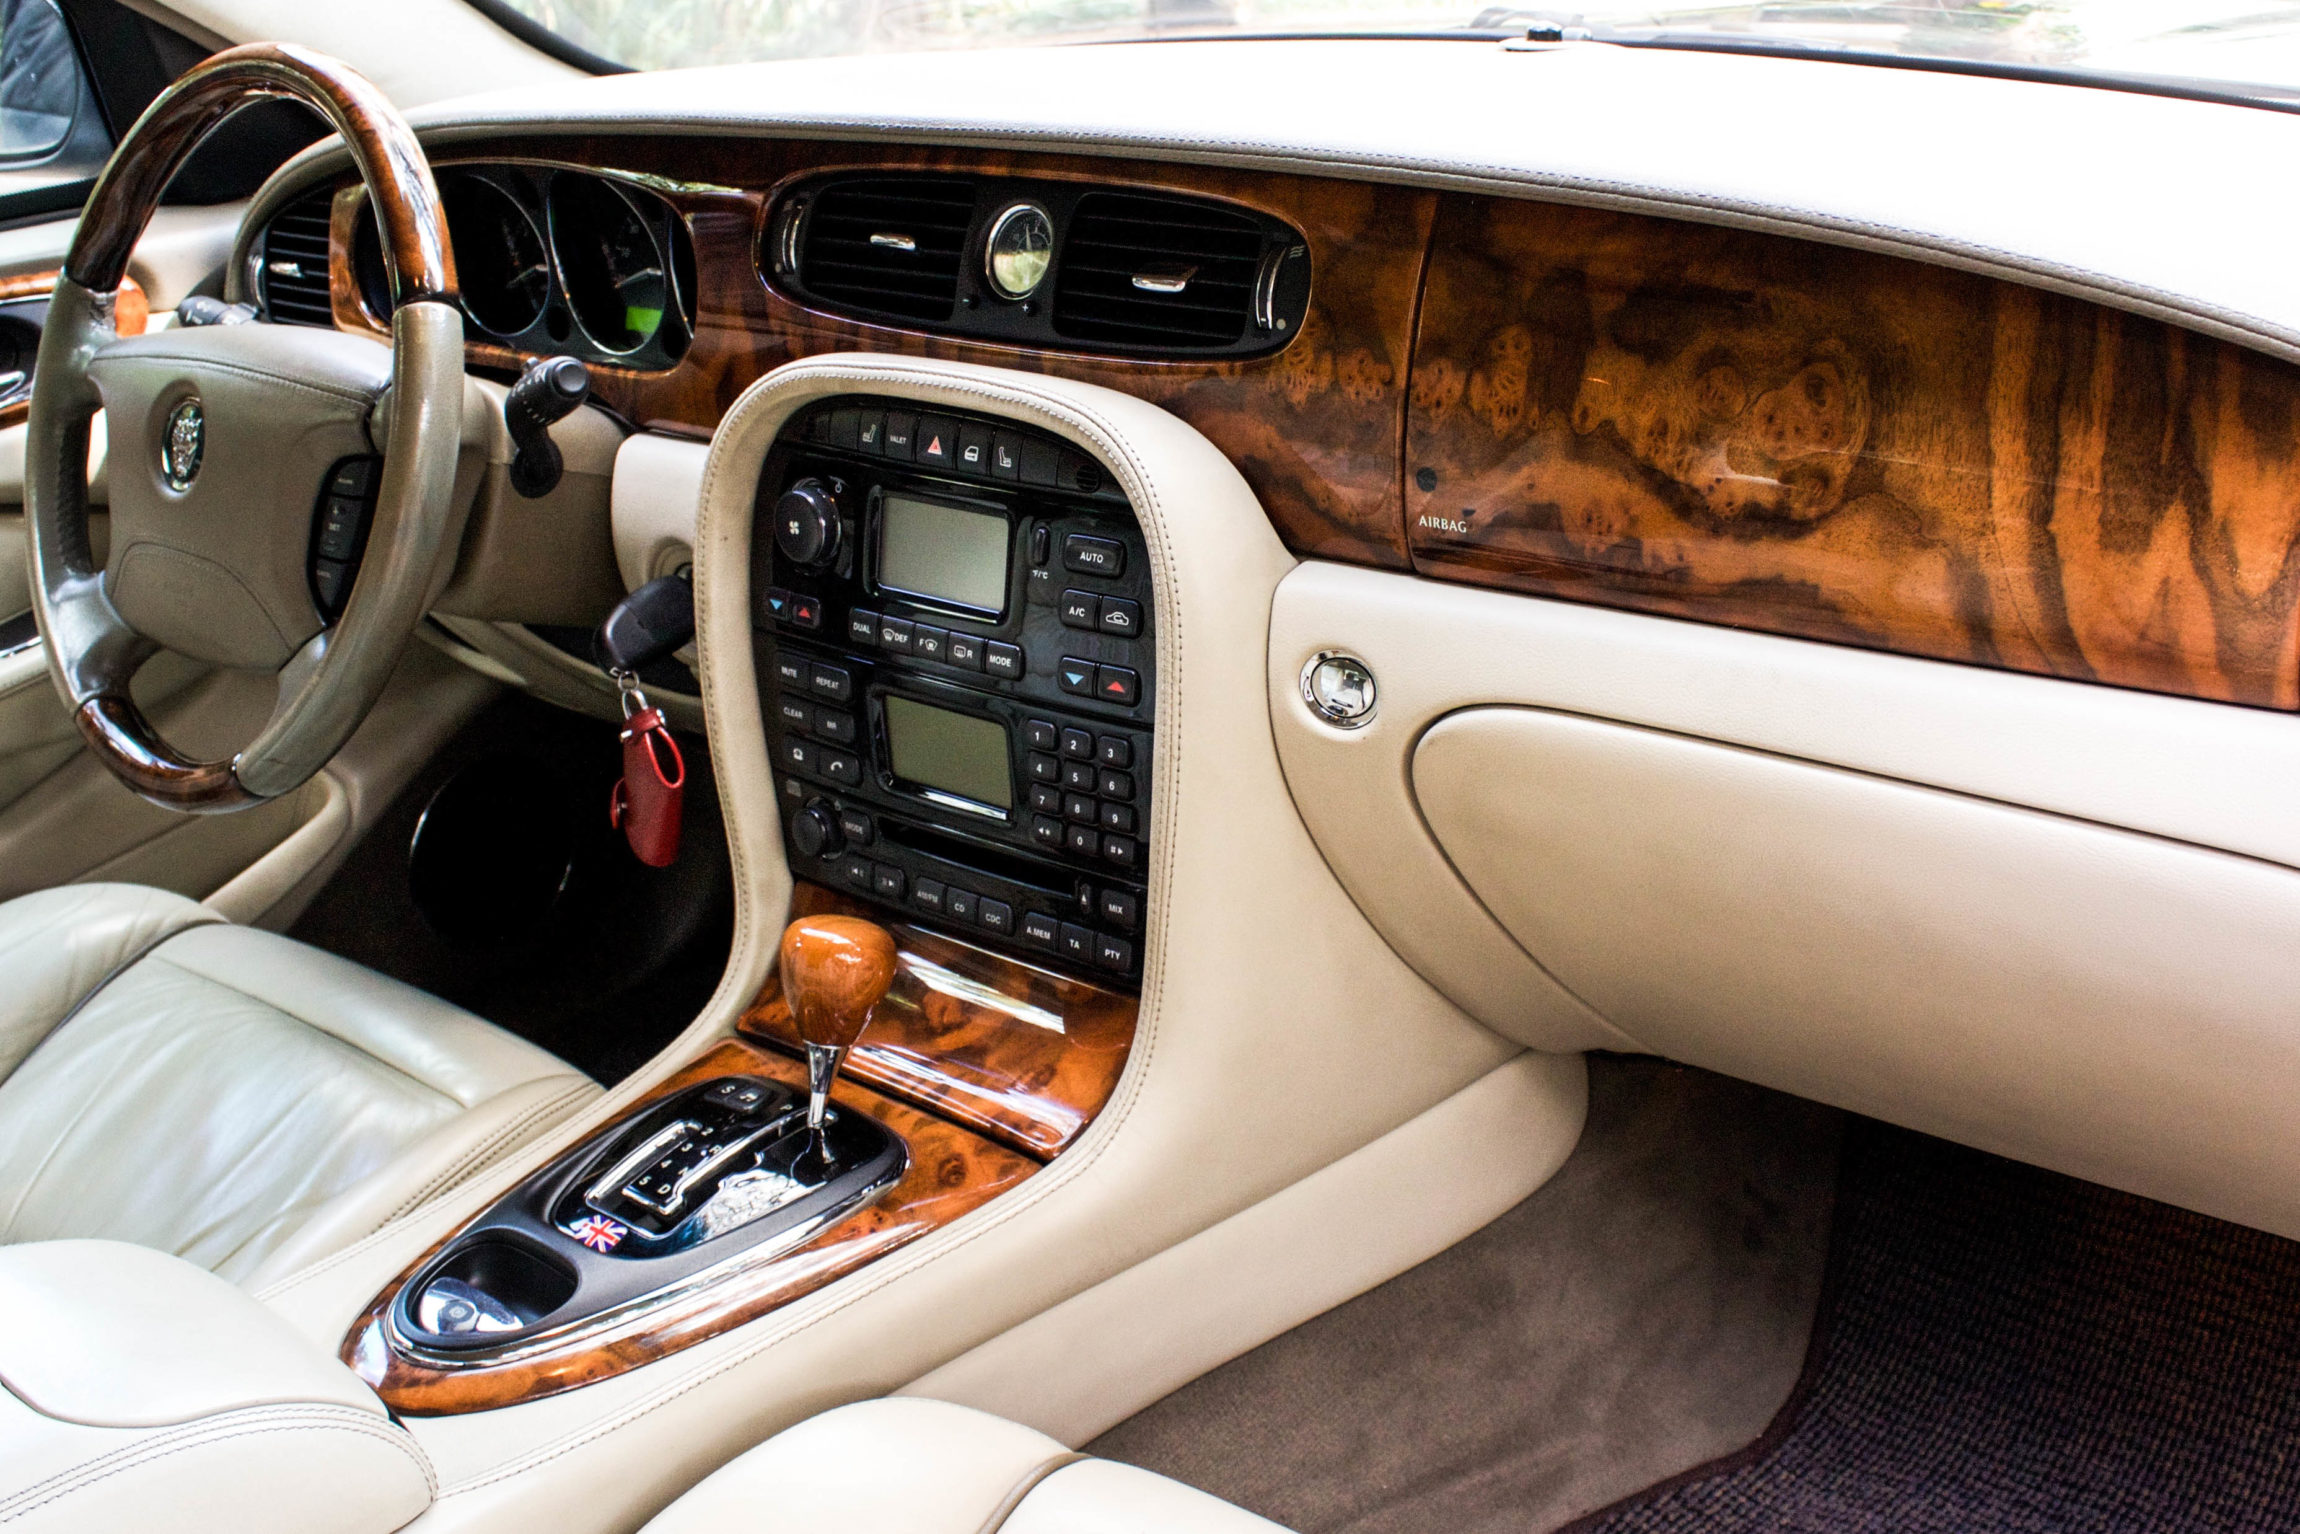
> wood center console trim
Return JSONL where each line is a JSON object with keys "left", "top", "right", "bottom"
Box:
{"left": 342, "top": 1039, "right": 1037, "bottom": 1415}
{"left": 739, "top": 884, "right": 1138, "bottom": 1160}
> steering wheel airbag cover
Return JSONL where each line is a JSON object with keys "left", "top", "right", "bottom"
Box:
{"left": 91, "top": 325, "right": 392, "bottom": 669}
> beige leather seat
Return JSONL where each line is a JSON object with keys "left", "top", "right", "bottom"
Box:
{"left": 643, "top": 1398, "right": 1290, "bottom": 1534}
{"left": 0, "top": 883, "right": 596, "bottom": 1288}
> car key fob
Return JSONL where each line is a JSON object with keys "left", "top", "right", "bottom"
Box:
{"left": 611, "top": 704, "right": 686, "bottom": 868}
{"left": 596, "top": 572, "right": 695, "bottom": 677}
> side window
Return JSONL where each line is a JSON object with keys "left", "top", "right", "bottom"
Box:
{"left": 0, "top": 0, "right": 106, "bottom": 189}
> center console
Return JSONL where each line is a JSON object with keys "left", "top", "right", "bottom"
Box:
{"left": 754, "top": 397, "right": 1154, "bottom": 982}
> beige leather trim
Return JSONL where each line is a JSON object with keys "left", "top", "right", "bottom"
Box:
{"left": 433, "top": 382, "right": 626, "bottom": 627}
{"left": 255, "top": 356, "right": 1520, "bottom": 1534}
{"left": 1270, "top": 561, "right": 2300, "bottom": 1048}
{"left": 905, "top": 1047, "right": 1586, "bottom": 1443}
{"left": 610, "top": 432, "right": 707, "bottom": 592}
{"left": 1417, "top": 706, "right": 2300, "bottom": 1240}
{"left": 201, "top": 770, "right": 351, "bottom": 925}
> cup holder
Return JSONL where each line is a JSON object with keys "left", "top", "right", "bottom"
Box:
{"left": 404, "top": 1237, "right": 577, "bottom": 1347}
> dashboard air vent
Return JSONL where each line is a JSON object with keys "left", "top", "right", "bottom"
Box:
{"left": 797, "top": 177, "right": 976, "bottom": 324}
{"left": 258, "top": 187, "right": 336, "bottom": 326}
{"left": 1051, "top": 191, "right": 1262, "bottom": 349}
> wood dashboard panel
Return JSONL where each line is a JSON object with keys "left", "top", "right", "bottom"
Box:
{"left": 740, "top": 883, "right": 1137, "bottom": 1160}
{"left": 1405, "top": 196, "right": 2300, "bottom": 707}
{"left": 329, "top": 137, "right": 1432, "bottom": 569}
{"left": 342, "top": 1038, "right": 1037, "bottom": 1415}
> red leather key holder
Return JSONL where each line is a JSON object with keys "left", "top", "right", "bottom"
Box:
{"left": 612, "top": 704, "right": 685, "bottom": 867}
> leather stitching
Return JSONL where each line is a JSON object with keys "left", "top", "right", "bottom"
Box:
{"left": 437, "top": 360, "right": 1199, "bottom": 1495}
{"left": 0, "top": 1403, "right": 435, "bottom": 1522}
{"left": 379, "top": 1078, "right": 597, "bottom": 1227}
{"left": 975, "top": 1451, "right": 1088, "bottom": 1534}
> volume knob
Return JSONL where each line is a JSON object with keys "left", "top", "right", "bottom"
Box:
{"left": 790, "top": 801, "right": 842, "bottom": 859}
{"left": 774, "top": 479, "right": 840, "bottom": 569}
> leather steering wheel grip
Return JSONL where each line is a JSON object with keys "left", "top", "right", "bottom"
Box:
{"left": 24, "top": 43, "right": 464, "bottom": 811}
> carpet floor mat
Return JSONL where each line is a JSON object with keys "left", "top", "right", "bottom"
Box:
{"left": 1573, "top": 1120, "right": 2300, "bottom": 1533}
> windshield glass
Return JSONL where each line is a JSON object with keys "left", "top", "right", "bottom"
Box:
{"left": 491, "top": 0, "right": 2300, "bottom": 104}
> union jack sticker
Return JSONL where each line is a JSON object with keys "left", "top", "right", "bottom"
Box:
{"left": 564, "top": 1213, "right": 627, "bottom": 1252}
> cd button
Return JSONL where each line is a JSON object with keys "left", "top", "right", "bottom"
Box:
{"left": 808, "top": 663, "right": 854, "bottom": 702}
{"left": 946, "top": 888, "right": 977, "bottom": 922}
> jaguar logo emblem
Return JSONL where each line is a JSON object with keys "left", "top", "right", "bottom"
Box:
{"left": 161, "top": 398, "right": 204, "bottom": 491}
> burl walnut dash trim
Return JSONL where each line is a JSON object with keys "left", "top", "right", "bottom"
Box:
{"left": 341, "top": 1039, "right": 1037, "bottom": 1415}
{"left": 1405, "top": 195, "right": 2300, "bottom": 708}
{"left": 740, "top": 883, "right": 1138, "bottom": 1160}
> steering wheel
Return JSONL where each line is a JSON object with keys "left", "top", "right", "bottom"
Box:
{"left": 25, "top": 44, "right": 463, "bottom": 812}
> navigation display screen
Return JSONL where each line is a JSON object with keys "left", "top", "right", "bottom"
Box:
{"left": 877, "top": 494, "right": 1009, "bottom": 616}
{"left": 882, "top": 696, "right": 1013, "bottom": 812}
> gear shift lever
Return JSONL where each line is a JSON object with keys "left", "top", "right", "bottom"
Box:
{"left": 778, "top": 916, "right": 898, "bottom": 1157}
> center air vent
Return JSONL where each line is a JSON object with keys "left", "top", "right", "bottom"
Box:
{"left": 257, "top": 186, "right": 336, "bottom": 327}
{"left": 795, "top": 177, "right": 976, "bottom": 324}
{"left": 1051, "top": 191, "right": 1263, "bottom": 349}
{"left": 766, "top": 173, "right": 1311, "bottom": 361}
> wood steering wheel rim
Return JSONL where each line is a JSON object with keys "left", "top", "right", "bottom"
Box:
{"left": 24, "top": 43, "right": 463, "bottom": 812}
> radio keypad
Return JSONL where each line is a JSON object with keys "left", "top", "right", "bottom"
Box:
{"left": 765, "top": 397, "right": 1154, "bottom": 982}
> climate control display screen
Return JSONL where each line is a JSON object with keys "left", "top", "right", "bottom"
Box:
{"left": 876, "top": 493, "right": 1009, "bottom": 616}
{"left": 882, "top": 695, "right": 1013, "bottom": 812}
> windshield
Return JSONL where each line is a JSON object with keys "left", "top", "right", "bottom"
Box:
{"left": 488, "top": 0, "right": 2300, "bottom": 105}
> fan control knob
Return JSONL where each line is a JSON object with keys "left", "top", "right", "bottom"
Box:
{"left": 774, "top": 478, "right": 840, "bottom": 569}
{"left": 790, "top": 801, "right": 841, "bottom": 859}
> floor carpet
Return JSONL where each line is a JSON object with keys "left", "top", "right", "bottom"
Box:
{"left": 1090, "top": 1058, "right": 1844, "bottom": 1533}
{"left": 1573, "top": 1119, "right": 2300, "bottom": 1533}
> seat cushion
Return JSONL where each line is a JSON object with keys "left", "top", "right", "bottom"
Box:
{"left": 642, "top": 1398, "right": 1290, "bottom": 1534}
{"left": 0, "top": 884, "right": 598, "bottom": 1288}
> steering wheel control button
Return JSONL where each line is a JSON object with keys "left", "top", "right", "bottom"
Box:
{"left": 1062, "top": 533, "right": 1124, "bottom": 577}
{"left": 1302, "top": 651, "right": 1378, "bottom": 729}
{"left": 327, "top": 459, "right": 376, "bottom": 498}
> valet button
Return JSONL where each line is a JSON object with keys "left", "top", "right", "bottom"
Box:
{"left": 882, "top": 412, "right": 917, "bottom": 460}
{"left": 1062, "top": 533, "right": 1125, "bottom": 578}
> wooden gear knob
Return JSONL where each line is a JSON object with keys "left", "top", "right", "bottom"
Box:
{"left": 779, "top": 915, "right": 899, "bottom": 1055}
